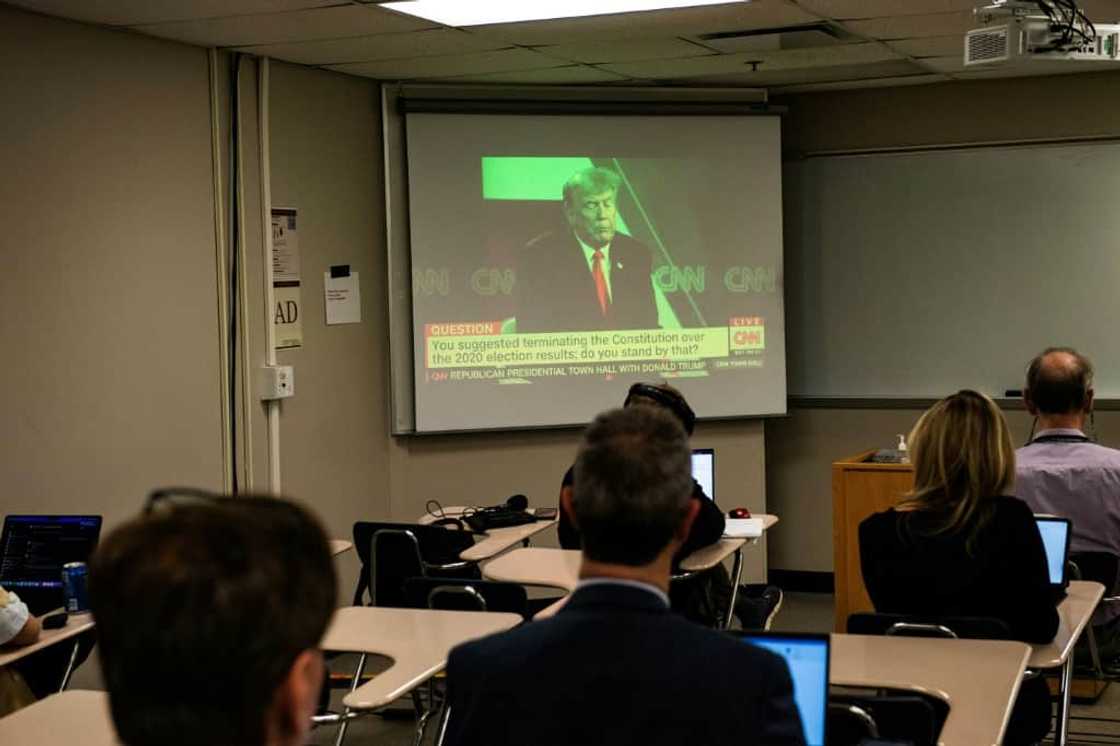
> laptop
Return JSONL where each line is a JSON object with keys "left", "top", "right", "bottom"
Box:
{"left": 691, "top": 448, "right": 715, "bottom": 503}
{"left": 1035, "top": 515, "right": 1072, "bottom": 595}
{"left": 740, "top": 632, "right": 829, "bottom": 746}
{"left": 0, "top": 515, "right": 102, "bottom": 615}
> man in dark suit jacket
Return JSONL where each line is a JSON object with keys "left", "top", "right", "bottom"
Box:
{"left": 444, "top": 406, "right": 805, "bottom": 746}
{"left": 515, "top": 167, "right": 660, "bottom": 333}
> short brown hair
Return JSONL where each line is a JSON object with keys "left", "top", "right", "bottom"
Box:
{"left": 90, "top": 496, "right": 336, "bottom": 746}
{"left": 573, "top": 406, "right": 692, "bottom": 566}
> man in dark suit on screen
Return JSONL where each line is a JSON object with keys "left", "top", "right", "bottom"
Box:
{"left": 443, "top": 406, "right": 805, "bottom": 746}
{"left": 514, "top": 166, "right": 660, "bottom": 333}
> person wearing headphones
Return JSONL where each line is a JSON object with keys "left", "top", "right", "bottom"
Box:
{"left": 1016, "top": 347, "right": 1120, "bottom": 662}
{"left": 556, "top": 382, "right": 782, "bottom": 630}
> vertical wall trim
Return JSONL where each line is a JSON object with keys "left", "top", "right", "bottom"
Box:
{"left": 235, "top": 59, "right": 255, "bottom": 491}
{"left": 258, "top": 57, "right": 282, "bottom": 495}
{"left": 208, "top": 48, "right": 233, "bottom": 494}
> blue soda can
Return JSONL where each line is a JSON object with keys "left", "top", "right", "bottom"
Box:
{"left": 62, "top": 562, "right": 90, "bottom": 613}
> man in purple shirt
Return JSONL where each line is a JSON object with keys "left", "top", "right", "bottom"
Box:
{"left": 1016, "top": 347, "right": 1120, "bottom": 658}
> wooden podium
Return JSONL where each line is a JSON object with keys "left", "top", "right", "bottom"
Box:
{"left": 832, "top": 449, "right": 914, "bottom": 632}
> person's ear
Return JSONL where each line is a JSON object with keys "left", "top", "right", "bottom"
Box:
{"left": 1086, "top": 388, "right": 1095, "bottom": 413}
{"left": 1023, "top": 388, "right": 1039, "bottom": 416}
{"left": 560, "top": 486, "right": 578, "bottom": 530}
{"left": 675, "top": 499, "right": 701, "bottom": 543}
{"left": 270, "top": 649, "right": 324, "bottom": 746}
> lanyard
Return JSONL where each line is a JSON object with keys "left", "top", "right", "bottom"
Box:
{"left": 1028, "top": 434, "right": 1091, "bottom": 445}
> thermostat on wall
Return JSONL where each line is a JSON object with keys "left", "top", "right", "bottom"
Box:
{"left": 258, "top": 365, "right": 294, "bottom": 400}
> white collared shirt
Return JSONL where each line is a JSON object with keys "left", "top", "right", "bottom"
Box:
{"left": 575, "top": 235, "right": 612, "bottom": 301}
{"left": 0, "top": 586, "right": 30, "bottom": 646}
{"left": 574, "top": 577, "right": 670, "bottom": 607}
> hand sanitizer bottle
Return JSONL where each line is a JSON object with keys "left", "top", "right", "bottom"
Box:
{"left": 897, "top": 434, "right": 909, "bottom": 464}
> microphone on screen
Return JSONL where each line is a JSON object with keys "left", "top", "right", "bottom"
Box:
{"left": 505, "top": 494, "right": 529, "bottom": 511}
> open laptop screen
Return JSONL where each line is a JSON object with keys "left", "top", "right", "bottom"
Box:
{"left": 1035, "top": 516, "right": 1071, "bottom": 588}
{"left": 691, "top": 448, "right": 715, "bottom": 502}
{"left": 0, "top": 515, "right": 103, "bottom": 593}
{"left": 741, "top": 633, "right": 829, "bottom": 746}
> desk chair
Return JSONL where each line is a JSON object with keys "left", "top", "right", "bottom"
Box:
{"left": 829, "top": 694, "right": 946, "bottom": 746}
{"left": 351, "top": 522, "right": 480, "bottom": 607}
{"left": 1069, "top": 551, "right": 1120, "bottom": 677}
{"left": 848, "top": 613, "right": 1042, "bottom": 745}
{"left": 402, "top": 577, "right": 530, "bottom": 619}
{"left": 334, "top": 523, "right": 480, "bottom": 746}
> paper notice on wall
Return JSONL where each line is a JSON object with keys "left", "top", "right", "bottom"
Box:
{"left": 325, "top": 270, "right": 361, "bottom": 325}
{"left": 271, "top": 207, "right": 302, "bottom": 349}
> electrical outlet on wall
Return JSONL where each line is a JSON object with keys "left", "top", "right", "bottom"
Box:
{"left": 258, "top": 365, "right": 294, "bottom": 400}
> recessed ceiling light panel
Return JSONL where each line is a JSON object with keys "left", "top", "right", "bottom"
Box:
{"left": 380, "top": 0, "right": 748, "bottom": 28}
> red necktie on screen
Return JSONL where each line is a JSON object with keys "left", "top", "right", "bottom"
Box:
{"left": 592, "top": 250, "right": 609, "bottom": 317}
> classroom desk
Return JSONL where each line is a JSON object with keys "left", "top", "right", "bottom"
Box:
{"left": 329, "top": 539, "right": 354, "bottom": 556}
{"left": 417, "top": 507, "right": 557, "bottom": 562}
{"left": 0, "top": 690, "right": 116, "bottom": 745}
{"left": 1027, "top": 580, "right": 1104, "bottom": 746}
{"left": 484, "top": 515, "right": 776, "bottom": 629}
{"left": 830, "top": 634, "right": 1030, "bottom": 746}
{"left": 322, "top": 606, "right": 521, "bottom": 710}
{"left": 0, "top": 611, "right": 94, "bottom": 691}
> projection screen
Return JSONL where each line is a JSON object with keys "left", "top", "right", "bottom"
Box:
{"left": 402, "top": 111, "right": 785, "bottom": 432}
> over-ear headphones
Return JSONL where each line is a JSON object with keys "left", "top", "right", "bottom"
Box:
{"left": 624, "top": 383, "right": 696, "bottom": 435}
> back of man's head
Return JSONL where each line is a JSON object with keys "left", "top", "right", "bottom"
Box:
{"left": 90, "top": 496, "right": 336, "bottom": 746}
{"left": 1026, "top": 347, "right": 1094, "bottom": 415}
{"left": 573, "top": 406, "right": 693, "bottom": 566}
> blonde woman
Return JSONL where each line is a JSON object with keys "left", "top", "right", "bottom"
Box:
{"left": 859, "top": 390, "right": 1058, "bottom": 744}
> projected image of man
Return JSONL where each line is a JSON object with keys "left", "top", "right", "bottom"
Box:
{"left": 515, "top": 167, "right": 659, "bottom": 333}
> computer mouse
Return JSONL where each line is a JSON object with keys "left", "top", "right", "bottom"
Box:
{"left": 728, "top": 507, "right": 751, "bottom": 519}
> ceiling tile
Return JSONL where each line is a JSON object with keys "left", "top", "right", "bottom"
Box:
{"left": 535, "top": 37, "right": 712, "bottom": 64}
{"left": 436, "top": 65, "right": 632, "bottom": 85}
{"left": 844, "top": 11, "right": 975, "bottom": 40}
{"left": 4, "top": 0, "right": 340, "bottom": 26}
{"left": 465, "top": 0, "right": 819, "bottom": 46}
{"left": 236, "top": 28, "right": 502, "bottom": 65}
{"left": 603, "top": 41, "right": 898, "bottom": 79}
{"left": 889, "top": 35, "right": 963, "bottom": 58}
{"left": 682, "top": 58, "right": 925, "bottom": 86}
{"left": 791, "top": 0, "right": 978, "bottom": 21}
{"left": 325, "top": 47, "right": 559, "bottom": 79}
{"left": 133, "top": 4, "right": 435, "bottom": 48}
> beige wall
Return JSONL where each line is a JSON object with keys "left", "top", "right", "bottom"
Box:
{"left": 0, "top": 7, "right": 223, "bottom": 526}
{"left": 767, "top": 69, "right": 1120, "bottom": 573}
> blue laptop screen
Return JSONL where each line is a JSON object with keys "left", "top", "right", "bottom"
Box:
{"left": 691, "top": 449, "right": 714, "bottom": 502}
{"left": 1036, "top": 518, "right": 1070, "bottom": 585}
{"left": 743, "top": 635, "right": 828, "bottom": 746}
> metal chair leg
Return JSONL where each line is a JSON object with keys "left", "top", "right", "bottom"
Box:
{"left": 333, "top": 653, "right": 367, "bottom": 746}
{"left": 57, "top": 638, "right": 82, "bottom": 692}
{"left": 435, "top": 703, "right": 452, "bottom": 746}
{"left": 722, "top": 548, "right": 744, "bottom": 630}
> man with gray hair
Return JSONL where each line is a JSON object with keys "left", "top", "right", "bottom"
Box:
{"left": 1016, "top": 346, "right": 1120, "bottom": 660}
{"left": 443, "top": 406, "right": 804, "bottom": 746}
{"left": 514, "top": 166, "right": 659, "bottom": 333}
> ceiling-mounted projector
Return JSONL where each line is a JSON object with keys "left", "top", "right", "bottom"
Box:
{"left": 965, "top": 0, "right": 1120, "bottom": 66}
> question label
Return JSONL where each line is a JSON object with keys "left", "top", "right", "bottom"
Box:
{"left": 425, "top": 328, "right": 731, "bottom": 369}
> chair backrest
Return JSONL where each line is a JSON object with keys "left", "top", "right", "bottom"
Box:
{"left": 1069, "top": 551, "right": 1120, "bottom": 592}
{"left": 847, "top": 612, "right": 1012, "bottom": 640}
{"left": 826, "top": 703, "right": 878, "bottom": 746}
{"left": 402, "top": 577, "right": 530, "bottom": 619}
{"left": 831, "top": 694, "right": 945, "bottom": 746}
{"left": 351, "top": 522, "right": 478, "bottom": 606}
